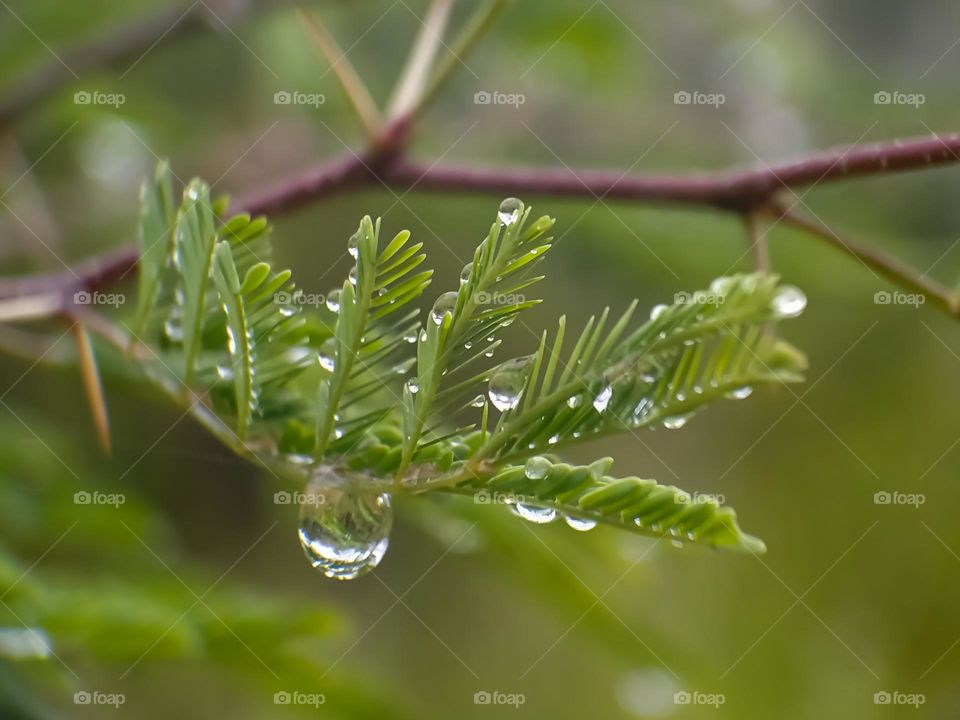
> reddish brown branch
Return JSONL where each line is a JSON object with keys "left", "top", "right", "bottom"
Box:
{"left": 4, "top": 131, "right": 960, "bottom": 312}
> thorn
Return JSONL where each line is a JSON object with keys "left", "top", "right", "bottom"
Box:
{"left": 72, "top": 324, "right": 111, "bottom": 456}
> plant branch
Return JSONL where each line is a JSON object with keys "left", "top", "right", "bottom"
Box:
{"left": 386, "top": 0, "right": 454, "bottom": 121}
{"left": 766, "top": 205, "right": 959, "bottom": 315}
{"left": 299, "top": 8, "right": 385, "bottom": 140}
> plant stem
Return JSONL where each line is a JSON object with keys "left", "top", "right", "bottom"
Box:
{"left": 386, "top": 0, "right": 455, "bottom": 121}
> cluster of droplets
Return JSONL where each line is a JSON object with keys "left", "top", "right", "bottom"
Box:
{"left": 505, "top": 456, "right": 598, "bottom": 532}
{"left": 297, "top": 475, "right": 393, "bottom": 579}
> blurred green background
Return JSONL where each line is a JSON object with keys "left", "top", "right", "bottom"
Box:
{"left": 2, "top": 0, "right": 959, "bottom": 717}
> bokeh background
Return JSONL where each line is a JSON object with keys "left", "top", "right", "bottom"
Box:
{"left": 1, "top": 0, "right": 959, "bottom": 717}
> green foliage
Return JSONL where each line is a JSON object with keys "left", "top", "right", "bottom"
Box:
{"left": 127, "top": 161, "right": 809, "bottom": 556}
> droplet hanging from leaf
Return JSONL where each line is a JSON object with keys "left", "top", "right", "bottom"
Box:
{"left": 298, "top": 477, "right": 392, "bottom": 580}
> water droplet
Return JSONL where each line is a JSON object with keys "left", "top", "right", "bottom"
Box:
{"left": 498, "top": 197, "right": 524, "bottom": 226}
{"left": 464, "top": 341, "right": 473, "bottom": 350}
{"left": 548, "top": 434, "right": 559, "bottom": 444}
{"left": 298, "top": 480, "right": 392, "bottom": 580}
{"left": 524, "top": 455, "right": 551, "bottom": 480}
{"left": 565, "top": 515, "right": 597, "bottom": 532}
{"left": 510, "top": 503, "right": 557, "bottom": 524}
{"left": 709, "top": 277, "right": 735, "bottom": 296}
{"left": 567, "top": 394, "right": 583, "bottom": 409}
{"left": 348, "top": 266, "right": 358, "bottom": 286}
{"left": 347, "top": 233, "right": 360, "bottom": 259}
{"left": 460, "top": 263, "right": 473, "bottom": 285}
{"left": 405, "top": 378, "right": 419, "bottom": 395}
{"left": 216, "top": 365, "right": 233, "bottom": 381}
{"left": 469, "top": 394, "right": 485, "bottom": 408}
{"left": 403, "top": 330, "right": 417, "bottom": 344}
{"left": 419, "top": 329, "right": 428, "bottom": 342}
{"left": 670, "top": 539, "right": 684, "bottom": 549}
{"left": 662, "top": 413, "right": 692, "bottom": 430}
{"left": 163, "top": 319, "right": 183, "bottom": 343}
{"left": 726, "top": 385, "right": 753, "bottom": 400}
{"left": 649, "top": 304, "right": 667, "bottom": 321}
{"left": 772, "top": 285, "right": 806, "bottom": 318}
{"left": 318, "top": 338, "right": 337, "bottom": 372}
{"left": 593, "top": 384, "right": 613, "bottom": 412}
{"left": 487, "top": 359, "right": 531, "bottom": 412}
{"left": 431, "top": 291, "right": 458, "bottom": 325}
{"left": 325, "top": 289, "right": 341, "bottom": 312}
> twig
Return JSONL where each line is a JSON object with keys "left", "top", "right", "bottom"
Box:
{"left": 72, "top": 324, "right": 111, "bottom": 454}
{"left": 743, "top": 212, "right": 769, "bottom": 273}
{"left": 767, "top": 205, "right": 958, "bottom": 316}
{"left": 299, "top": 8, "right": 385, "bottom": 140}
{"left": 386, "top": 0, "right": 454, "bottom": 121}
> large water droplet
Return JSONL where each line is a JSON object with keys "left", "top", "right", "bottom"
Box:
{"left": 524, "top": 455, "right": 551, "bottom": 480}
{"left": 325, "top": 288, "right": 342, "bottom": 312}
{"left": 347, "top": 233, "right": 360, "bottom": 259}
{"left": 460, "top": 263, "right": 473, "bottom": 285}
{"left": 487, "top": 357, "right": 531, "bottom": 412}
{"left": 431, "top": 291, "right": 458, "bottom": 325}
{"left": 565, "top": 515, "right": 597, "bottom": 532}
{"left": 772, "top": 285, "right": 806, "bottom": 318}
{"left": 298, "top": 480, "right": 392, "bottom": 580}
{"left": 593, "top": 384, "right": 613, "bottom": 412}
{"left": 510, "top": 503, "right": 557, "bottom": 524}
{"left": 498, "top": 197, "right": 524, "bottom": 226}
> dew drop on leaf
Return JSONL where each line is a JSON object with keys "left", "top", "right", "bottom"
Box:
{"left": 524, "top": 455, "right": 551, "bottom": 480}
{"left": 405, "top": 378, "right": 419, "bottom": 395}
{"left": 510, "top": 503, "right": 557, "bottom": 524}
{"left": 325, "top": 288, "right": 341, "bottom": 312}
{"left": 347, "top": 233, "right": 360, "bottom": 259}
{"left": 662, "top": 413, "right": 692, "bottom": 430}
{"left": 431, "top": 291, "right": 458, "bottom": 325}
{"left": 772, "top": 285, "right": 806, "bottom": 318}
{"left": 298, "top": 480, "right": 392, "bottom": 580}
{"left": 726, "top": 385, "right": 753, "bottom": 400}
{"left": 593, "top": 384, "right": 613, "bottom": 412}
{"left": 498, "top": 197, "right": 524, "bottom": 226}
{"left": 348, "top": 266, "right": 358, "bottom": 286}
{"left": 649, "top": 304, "right": 667, "bottom": 321}
{"left": 487, "top": 358, "right": 532, "bottom": 412}
{"left": 565, "top": 515, "right": 597, "bottom": 532}
{"left": 460, "top": 263, "right": 473, "bottom": 285}
{"left": 318, "top": 338, "right": 337, "bottom": 372}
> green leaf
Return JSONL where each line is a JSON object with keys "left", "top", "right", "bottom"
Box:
{"left": 455, "top": 457, "right": 765, "bottom": 553}
{"left": 173, "top": 180, "right": 218, "bottom": 381}
{"left": 133, "top": 160, "right": 176, "bottom": 338}
{"left": 314, "top": 217, "right": 432, "bottom": 459}
{"left": 400, "top": 199, "right": 555, "bottom": 470}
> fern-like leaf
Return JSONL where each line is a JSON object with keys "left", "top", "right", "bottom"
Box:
{"left": 314, "top": 216, "right": 433, "bottom": 459}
